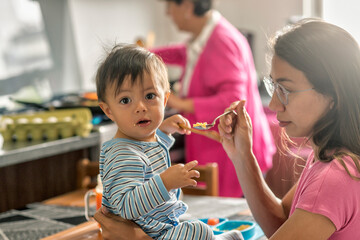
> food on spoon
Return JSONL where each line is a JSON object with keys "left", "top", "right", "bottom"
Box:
{"left": 193, "top": 122, "right": 207, "bottom": 129}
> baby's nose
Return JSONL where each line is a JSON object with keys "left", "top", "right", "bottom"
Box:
{"left": 135, "top": 101, "right": 147, "bottom": 113}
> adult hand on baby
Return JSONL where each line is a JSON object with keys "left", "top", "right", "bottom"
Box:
{"left": 160, "top": 160, "right": 200, "bottom": 191}
{"left": 94, "top": 207, "right": 151, "bottom": 240}
{"left": 159, "top": 114, "right": 192, "bottom": 135}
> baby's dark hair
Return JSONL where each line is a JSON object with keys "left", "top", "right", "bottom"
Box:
{"left": 96, "top": 44, "right": 169, "bottom": 103}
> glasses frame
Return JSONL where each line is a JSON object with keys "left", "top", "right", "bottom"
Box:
{"left": 263, "top": 76, "right": 314, "bottom": 105}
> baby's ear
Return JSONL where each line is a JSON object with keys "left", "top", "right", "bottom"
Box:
{"left": 164, "top": 91, "right": 171, "bottom": 106}
{"left": 99, "top": 102, "right": 114, "bottom": 121}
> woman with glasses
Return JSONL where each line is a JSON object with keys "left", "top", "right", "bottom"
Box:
{"left": 94, "top": 18, "right": 360, "bottom": 240}
{"left": 219, "top": 18, "right": 360, "bottom": 239}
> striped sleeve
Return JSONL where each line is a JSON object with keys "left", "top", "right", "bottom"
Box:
{"left": 156, "top": 129, "right": 175, "bottom": 150}
{"left": 102, "top": 145, "right": 171, "bottom": 219}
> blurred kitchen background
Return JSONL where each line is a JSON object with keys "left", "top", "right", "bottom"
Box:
{"left": 0, "top": 0, "right": 360, "bottom": 214}
{"left": 1, "top": 0, "right": 359, "bottom": 116}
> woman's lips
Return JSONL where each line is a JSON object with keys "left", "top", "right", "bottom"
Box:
{"left": 278, "top": 121, "right": 291, "bottom": 127}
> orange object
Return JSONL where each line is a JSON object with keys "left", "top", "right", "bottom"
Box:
{"left": 236, "top": 224, "right": 251, "bottom": 231}
{"left": 95, "top": 190, "right": 102, "bottom": 210}
{"left": 83, "top": 92, "right": 98, "bottom": 101}
{"left": 135, "top": 38, "right": 145, "bottom": 47}
{"left": 207, "top": 218, "right": 220, "bottom": 226}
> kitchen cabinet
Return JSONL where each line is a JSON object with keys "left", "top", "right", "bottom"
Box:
{"left": 0, "top": 131, "right": 100, "bottom": 212}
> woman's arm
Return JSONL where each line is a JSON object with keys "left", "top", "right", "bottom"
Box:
{"left": 167, "top": 93, "right": 195, "bottom": 114}
{"left": 151, "top": 44, "right": 187, "bottom": 67}
{"left": 218, "top": 100, "right": 293, "bottom": 237}
{"left": 270, "top": 208, "right": 335, "bottom": 240}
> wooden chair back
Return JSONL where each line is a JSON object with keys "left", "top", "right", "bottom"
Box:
{"left": 182, "top": 163, "right": 219, "bottom": 196}
{"left": 76, "top": 158, "right": 100, "bottom": 189}
{"left": 76, "top": 159, "right": 219, "bottom": 196}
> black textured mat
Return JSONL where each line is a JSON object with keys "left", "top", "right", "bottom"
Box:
{"left": 0, "top": 203, "right": 92, "bottom": 240}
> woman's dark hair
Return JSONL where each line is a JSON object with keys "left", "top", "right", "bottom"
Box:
{"left": 167, "top": 0, "right": 212, "bottom": 16}
{"left": 96, "top": 44, "right": 169, "bottom": 103}
{"left": 270, "top": 18, "right": 360, "bottom": 179}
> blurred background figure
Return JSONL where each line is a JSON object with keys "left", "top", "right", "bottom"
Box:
{"left": 152, "top": 0, "right": 275, "bottom": 197}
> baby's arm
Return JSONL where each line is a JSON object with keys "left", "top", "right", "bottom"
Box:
{"left": 103, "top": 153, "right": 170, "bottom": 220}
{"left": 159, "top": 114, "right": 191, "bottom": 135}
{"left": 160, "top": 160, "right": 200, "bottom": 191}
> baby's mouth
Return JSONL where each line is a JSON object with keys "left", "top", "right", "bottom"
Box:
{"left": 136, "top": 119, "right": 151, "bottom": 126}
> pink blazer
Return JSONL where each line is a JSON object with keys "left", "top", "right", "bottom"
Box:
{"left": 153, "top": 17, "right": 275, "bottom": 197}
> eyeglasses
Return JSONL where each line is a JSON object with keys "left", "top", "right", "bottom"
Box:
{"left": 263, "top": 76, "right": 314, "bottom": 105}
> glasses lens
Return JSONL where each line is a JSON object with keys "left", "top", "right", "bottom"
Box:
{"left": 275, "top": 84, "right": 288, "bottom": 105}
{"left": 263, "top": 77, "right": 275, "bottom": 97}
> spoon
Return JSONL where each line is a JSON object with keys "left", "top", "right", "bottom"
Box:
{"left": 193, "top": 110, "right": 237, "bottom": 130}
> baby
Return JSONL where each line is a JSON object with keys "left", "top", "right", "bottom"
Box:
{"left": 96, "top": 43, "right": 243, "bottom": 240}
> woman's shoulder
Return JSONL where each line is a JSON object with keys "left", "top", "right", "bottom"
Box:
{"left": 305, "top": 153, "right": 360, "bottom": 199}
{"left": 300, "top": 151, "right": 359, "bottom": 193}
{"left": 321, "top": 152, "right": 360, "bottom": 179}
{"left": 210, "top": 17, "right": 249, "bottom": 46}
{"left": 295, "top": 151, "right": 360, "bottom": 232}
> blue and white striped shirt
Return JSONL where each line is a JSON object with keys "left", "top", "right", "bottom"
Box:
{"left": 100, "top": 129, "right": 188, "bottom": 238}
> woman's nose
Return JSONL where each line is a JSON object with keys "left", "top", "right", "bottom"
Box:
{"left": 268, "top": 93, "right": 284, "bottom": 112}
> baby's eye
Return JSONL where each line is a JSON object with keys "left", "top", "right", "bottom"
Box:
{"left": 120, "top": 97, "right": 131, "bottom": 104}
{"left": 145, "top": 93, "right": 156, "bottom": 100}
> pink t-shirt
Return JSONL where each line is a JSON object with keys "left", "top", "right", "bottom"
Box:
{"left": 290, "top": 151, "right": 360, "bottom": 239}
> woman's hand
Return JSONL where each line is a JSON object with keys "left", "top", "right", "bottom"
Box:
{"left": 159, "top": 114, "right": 192, "bottom": 135}
{"left": 218, "top": 100, "right": 253, "bottom": 161}
{"left": 160, "top": 160, "right": 200, "bottom": 191}
{"left": 94, "top": 207, "right": 152, "bottom": 240}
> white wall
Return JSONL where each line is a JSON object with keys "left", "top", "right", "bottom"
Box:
{"left": 69, "top": 0, "right": 162, "bottom": 91}
{"left": 215, "top": 0, "right": 302, "bottom": 76}
{"left": 322, "top": 0, "right": 360, "bottom": 45}
{"left": 67, "top": 0, "right": 302, "bottom": 91}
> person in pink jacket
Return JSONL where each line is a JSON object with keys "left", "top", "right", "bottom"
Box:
{"left": 153, "top": 0, "right": 275, "bottom": 197}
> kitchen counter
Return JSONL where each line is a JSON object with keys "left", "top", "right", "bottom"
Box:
{"left": 0, "top": 132, "right": 100, "bottom": 168}
{"left": 0, "top": 122, "right": 120, "bottom": 168}
{"left": 0, "top": 121, "right": 184, "bottom": 213}
{"left": 0, "top": 123, "right": 117, "bottom": 212}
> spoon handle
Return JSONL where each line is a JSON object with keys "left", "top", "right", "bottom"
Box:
{"left": 178, "top": 123, "right": 221, "bottom": 143}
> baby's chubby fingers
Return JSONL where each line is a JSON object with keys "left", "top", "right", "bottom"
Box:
{"left": 188, "top": 169, "right": 200, "bottom": 179}
{"left": 176, "top": 115, "right": 191, "bottom": 135}
{"left": 160, "top": 114, "right": 191, "bottom": 135}
{"left": 187, "top": 178, "right": 198, "bottom": 187}
{"left": 185, "top": 161, "right": 200, "bottom": 186}
{"left": 184, "top": 160, "right": 198, "bottom": 171}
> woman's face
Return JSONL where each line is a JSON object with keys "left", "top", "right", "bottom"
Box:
{"left": 268, "top": 55, "right": 333, "bottom": 138}
{"left": 166, "top": 1, "right": 190, "bottom": 31}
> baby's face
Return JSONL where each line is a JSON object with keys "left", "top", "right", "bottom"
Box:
{"left": 100, "top": 73, "right": 168, "bottom": 142}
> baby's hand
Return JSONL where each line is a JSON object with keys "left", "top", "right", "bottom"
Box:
{"left": 160, "top": 160, "right": 199, "bottom": 191}
{"left": 159, "top": 114, "right": 191, "bottom": 135}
